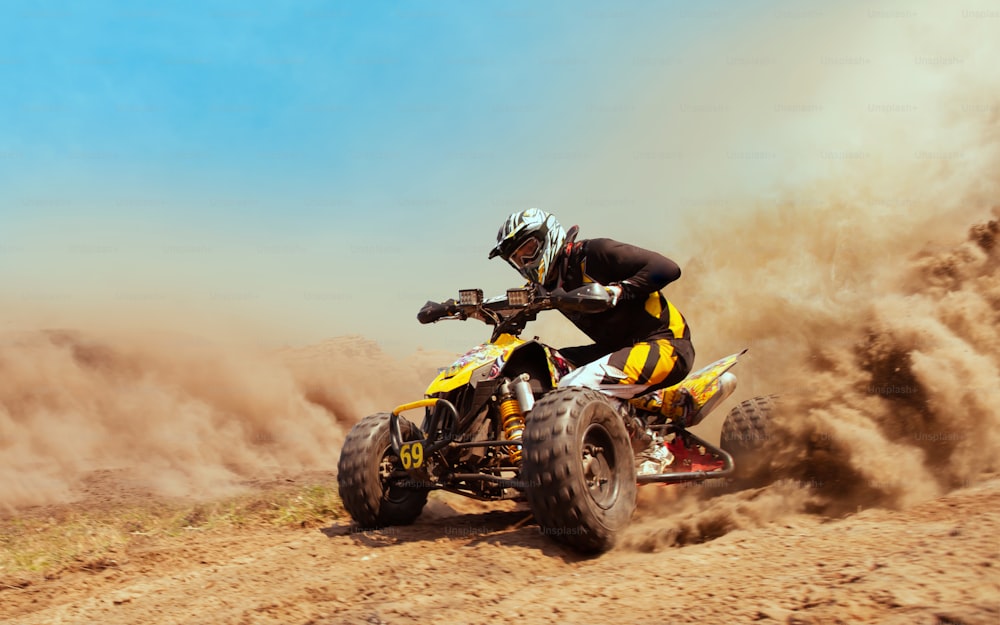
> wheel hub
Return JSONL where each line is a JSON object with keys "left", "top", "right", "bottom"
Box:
{"left": 582, "top": 425, "right": 619, "bottom": 509}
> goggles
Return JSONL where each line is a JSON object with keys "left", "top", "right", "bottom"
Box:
{"left": 508, "top": 236, "right": 542, "bottom": 269}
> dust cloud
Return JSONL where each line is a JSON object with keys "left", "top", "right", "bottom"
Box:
{"left": 625, "top": 481, "right": 820, "bottom": 552}
{"left": 636, "top": 180, "right": 1000, "bottom": 542}
{"left": 0, "top": 329, "right": 440, "bottom": 511}
{"left": 625, "top": 207, "right": 999, "bottom": 548}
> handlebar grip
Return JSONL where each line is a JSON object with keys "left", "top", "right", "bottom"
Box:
{"left": 417, "top": 300, "right": 448, "bottom": 324}
{"left": 417, "top": 299, "right": 459, "bottom": 324}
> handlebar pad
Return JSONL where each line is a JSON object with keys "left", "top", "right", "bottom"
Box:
{"left": 417, "top": 299, "right": 457, "bottom": 324}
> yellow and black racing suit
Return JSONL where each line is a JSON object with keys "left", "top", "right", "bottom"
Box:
{"left": 548, "top": 237, "right": 694, "bottom": 396}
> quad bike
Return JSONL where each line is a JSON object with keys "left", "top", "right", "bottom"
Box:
{"left": 337, "top": 284, "right": 771, "bottom": 553}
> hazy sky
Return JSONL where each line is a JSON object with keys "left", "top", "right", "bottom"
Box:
{"left": 2, "top": 1, "right": 997, "bottom": 356}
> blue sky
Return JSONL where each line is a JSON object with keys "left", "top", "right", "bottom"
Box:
{"left": 1, "top": 0, "right": 994, "bottom": 356}
{"left": 1, "top": 1, "right": 696, "bottom": 229}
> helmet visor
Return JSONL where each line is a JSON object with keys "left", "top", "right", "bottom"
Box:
{"left": 508, "top": 236, "right": 542, "bottom": 269}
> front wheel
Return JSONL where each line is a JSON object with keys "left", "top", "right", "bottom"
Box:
{"left": 522, "top": 387, "right": 637, "bottom": 553}
{"left": 336, "top": 412, "right": 429, "bottom": 528}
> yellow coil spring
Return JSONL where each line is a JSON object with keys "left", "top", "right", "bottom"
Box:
{"left": 499, "top": 397, "right": 525, "bottom": 464}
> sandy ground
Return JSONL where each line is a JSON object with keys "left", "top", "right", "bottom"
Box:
{"left": 2, "top": 471, "right": 998, "bottom": 625}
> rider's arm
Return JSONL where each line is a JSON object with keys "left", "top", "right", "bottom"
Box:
{"left": 584, "top": 238, "right": 681, "bottom": 302}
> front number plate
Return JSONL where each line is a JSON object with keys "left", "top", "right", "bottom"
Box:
{"left": 400, "top": 441, "right": 424, "bottom": 469}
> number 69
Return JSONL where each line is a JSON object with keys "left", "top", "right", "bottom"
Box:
{"left": 400, "top": 441, "right": 424, "bottom": 469}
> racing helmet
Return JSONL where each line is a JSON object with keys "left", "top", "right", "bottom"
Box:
{"left": 488, "top": 208, "right": 567, "bottom": 285}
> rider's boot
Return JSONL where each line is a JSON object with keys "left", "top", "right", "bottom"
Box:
{"left": 635, "top": 431, "right": 674, "bottom": 476}
{"left": 613, "top": 397, "right": 676, "bottom": 477}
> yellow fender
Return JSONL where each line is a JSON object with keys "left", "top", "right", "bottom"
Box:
{"left": 424, "top": 333, "right": 526, "bottom": 395}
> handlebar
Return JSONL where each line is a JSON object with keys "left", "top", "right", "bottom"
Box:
{"left": 417, "top": 284, "right": 612, "bottom": 339}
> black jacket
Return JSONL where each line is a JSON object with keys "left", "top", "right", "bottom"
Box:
{"left": 548, "top": 237, "right": 692, "bottom": 353}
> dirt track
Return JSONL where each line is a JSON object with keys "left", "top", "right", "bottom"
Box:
{"left": 3, "top": 471, "right": 998, "bottom": 625}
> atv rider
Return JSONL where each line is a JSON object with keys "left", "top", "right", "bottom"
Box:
{"left": 488, "top": 208, "right": 694, "bottom": 475}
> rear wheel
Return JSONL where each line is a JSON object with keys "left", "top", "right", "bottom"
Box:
{"left": 720, "top": 395, "right": 776, "bottom": 483}
{"left": 336, "top": 413, "right": 429, "bottom": 528}
{"left": 522, "top": 387, "right": 637, "bottom": 553}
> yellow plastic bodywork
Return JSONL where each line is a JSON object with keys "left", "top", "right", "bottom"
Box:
{"left": 631, "top": 350, "right": 745, "bottom": 420}
{"left": 424, "top": 333, "right": 526, "bottom": 395}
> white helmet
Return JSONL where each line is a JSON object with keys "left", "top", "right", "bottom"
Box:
{"left": 488, "top": 208, "right": 567, "bottom": 285}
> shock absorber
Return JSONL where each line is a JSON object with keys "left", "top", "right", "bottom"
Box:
{"left": 498, "top": 376, "right": 532, "bottom": 464}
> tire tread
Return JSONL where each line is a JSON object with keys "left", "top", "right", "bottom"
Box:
{"left": 336, "top": 413, "right": 428, "bottom": 528}
{"left": 522, "top": 387, "right": 637, "bottom": 553}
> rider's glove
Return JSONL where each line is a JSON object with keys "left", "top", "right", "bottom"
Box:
{"left": 604, "top": 284, "right": 623, "bottom": 307}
